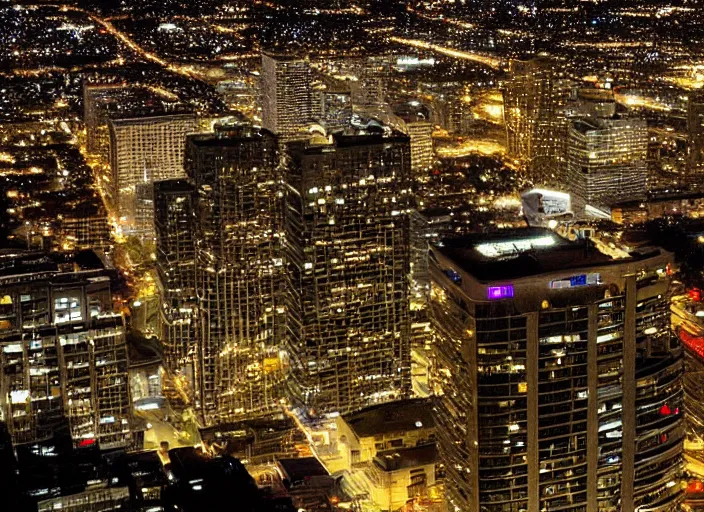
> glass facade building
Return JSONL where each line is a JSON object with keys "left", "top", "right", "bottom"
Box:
{"left": 154, "top": 179, "right": 197, "bottom": 381}
{"left": 185, "top": 124, "right": 286, "bottom": 424}
{"left": 284, "top": 131, "right": 413, "bottom": 415}
{"left": 566, "top": 117, "right": 648, "bottom": 210}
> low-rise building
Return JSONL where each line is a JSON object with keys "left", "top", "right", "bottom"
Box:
{"left": 363, "top": 443, "right": 440, "bottom": 512}
{"left": 336, "top": 398, "right": 435, "bottom": 466}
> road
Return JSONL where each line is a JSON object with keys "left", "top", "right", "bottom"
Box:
{"left": 389, "top": 36, "right": 503, "bottom": 69}
{"left": 138, "top": 408, "right": 196, "bottom": 450}
{"left": 436, "top": 139, "right": 506, "bottom": 158}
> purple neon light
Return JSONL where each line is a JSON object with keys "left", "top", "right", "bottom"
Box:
{"left": 487, "top": 285, "right": 514, "bottom": 300}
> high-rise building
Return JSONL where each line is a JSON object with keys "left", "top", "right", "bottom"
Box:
{"left": 261, "top": 52, "right": 313, "bottom": 140}
{"left": 108, "top": 114, "right": 197, "bottom": 230}
{"left": 688, "top": 91, "right": 704, "bottom": 186}
{"left": 284, "top": 130, "right": 413, "bottom": 415}
{"left": 429, "top": 228, "right": 683, "bottom": 512}
{"left": 0, "top": 250, "right": 133, "bottom": 451}
{"left": 347, "top": 56, "right": 392, "bottom": 109}
{"left": 184, "top": 124, "right": 286, "bottom": 423}
{"left": 154, "top": 179, "right": 197, "bottom": 381}
{"left": 83, "top": 83, "right": 191, "bottom": 160}
{"left": 83, "top": 83, "right": 129, "bottom": 157}
{"left": 394, "top": 101, "right": 434, "bottom": 175}
{"left": 503, "top": 59, "right": 572, "bottom": 183}
{"left": 566, "top": 117, "right": 648, "bottom": 210}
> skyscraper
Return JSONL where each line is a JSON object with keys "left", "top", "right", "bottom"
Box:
{"left": 503, "top": 58, "right": 572, "bottom": 183}
{"left": 0, "top": 250, "right": 133, "bottom": 451}
{"left": 688, "top": 90, "right": 704, "bottom": 186}
{"left": 83, "top": 83, "right": 127, "bottom": 157}
{"left": 394, "top": 101, "right": 434, "bottom": 176}
{"left": 429, "top": 229, "right": 683, "bottom": 512}
{"left": 185, "top": 124, "right": 286, "bottom": 424}
{"left": 108, "top": 113, "right": 197, "bottom": 231}
{"left": 566, "top": 117, "right": 648, "bottom": 211}
{"left": 284, "top": 129, "right": 413, "bottom": 415}
{"left": 154, "top": 179, "right": 197, "bottom": 382}
{"left": 261, "top": 52, "right": 313, "bottom": 140}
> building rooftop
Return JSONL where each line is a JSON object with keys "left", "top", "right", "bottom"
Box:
{"left": 153, "top": 178, "right": 194, "bottom": 194}
{"left": 342, "top": 398, "right": 435, "bottom": 439}
{"left": 0, "top": 250, "right": 106, "bottom": 279}
{"left": 373, "top": 443, "right": 438, "bottom": 472}
{"left": 109, "top": 113, "right": 196, "bottom": 126}
{"left": 187, "top": 124, "right": 275, "bottom": 147}
{"left": 434, "top": 228, "right": 663, "bottom": 282}
{"left": 277, "top": 457, "right": 329, "bottom": 484}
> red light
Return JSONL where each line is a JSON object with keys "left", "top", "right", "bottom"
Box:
{"left": 659, "top": 404, "right": 671, "bottom": 416}
{"left": 690, "top": 288, "right": 702, "bottom": 302}
{"left": 679, "top": 328, "right": 704, "bottom": 360}
{"left": 688, "top": 480, "right": 704, "bottom": 494}
{"left": 78, "top": 438, "right": 96, "bottom": 447}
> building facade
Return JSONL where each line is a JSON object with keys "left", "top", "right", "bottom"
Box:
{"left": 566, "top": 117, "right": 648, "bottom": 210}
{"left": 0, "top": 251, "right": 133, "bottom": 451}
{"left": 284, "top": 131, "right": 413, "bottom": 415}
{"left": 503, "top": 59, "right": 572, "bottom": 184}
{"left": 108, "top": 114, "right": 197, "bottom": 229}
{"left": 429, "top": 229, "right": 683, "bottom": 512}
{"left": 185, "top": 125, "right": 286, "bottom": 424}
{"left": 261, "top": 52, "right": 313, "bottom": 140}
{"left": 154, "top": 179, "right": 197, "bottom": 381}
{"left": 688, "top": 90, "right": 704, "bottom": 186}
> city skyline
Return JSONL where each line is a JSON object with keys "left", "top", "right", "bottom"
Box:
{"left": 2, "top": 1, "right": 704, "bottom": 511}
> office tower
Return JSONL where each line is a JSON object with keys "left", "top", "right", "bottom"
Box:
{"left": 134, "top": 183, "right": 155, "bottom": 238}
{"left": 394, "top": 101, "right": 434, "bottom": 175}
{"left": 284, "top": 130, "right": 413, "bottom": 415}
{"left": 154, "top": 179, "right": 197, "bottom": 380}
{"left": 0, "top": 251, "right": 133, "bottom": 450}
{"left": 405, "top": 122, "right": 434, "bottom": 174}
{"left": 566, "top": 117, "right": 648, "bottom": 210}
{"left": 688, "top": 91, "right": 704, "bottom": 186}
{"left": 108, "top": 113, "right": 197, "bottom": 229}
{"left": 503, "top": 58, "right": 572, "bottom": 183}
{"left": 429, "top": 229, "right": 683, "bottom": 512}
{"left": 83, "top": 83, "right": 128, "bottom": 157}
{"left": 185, "top": 124, "right": 285, "bottom": 424}
{"left": 261, "top": 52, "right": 313, "bottom": 140}
{"left": 83, "top": 83, "right": 191, "bottom": 160}
{"left": 348, "top": 56, "right": 392, "bottom": 109}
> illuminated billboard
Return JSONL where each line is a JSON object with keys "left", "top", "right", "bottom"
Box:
{"left": 487, "top": 285, "right": 514, "bottom": 300}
